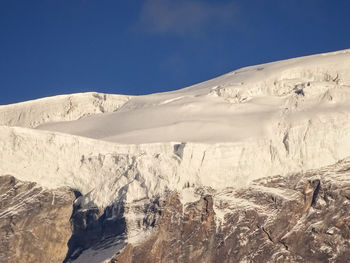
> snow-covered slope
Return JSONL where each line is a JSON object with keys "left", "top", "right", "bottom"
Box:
{"left": 0, "top": 92, "right": 130, "bottom": 128}
{"left": 1, "top": 50, "right": 350, "bottom": 256}
{"left": 1, "top": 50, "right": 349, "bottom": 189}
{"left": 37, "top": 49, "right": 350, "bottom": 144}
{"left": 2, "top": 49, "right": 350, "bottom": 262}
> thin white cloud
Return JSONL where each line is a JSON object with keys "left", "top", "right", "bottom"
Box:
{"left": 138, "top": 0, "right": 237, "bottom": 35}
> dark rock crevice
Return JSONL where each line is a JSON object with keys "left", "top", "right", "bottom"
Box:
{"left": 261, "top": 226, "right": 274, "bottom": 243}
{"left": 63, "top": 188, "right": 128, "bottom": 262}
{"left": 310, "top": 179, "right": 321, "bottom": 207}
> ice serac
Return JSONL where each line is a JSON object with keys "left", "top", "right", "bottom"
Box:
{"left": 35, "top": 49, "right": 350, "bottom": 184}
{"left": 1, "top": 49, "right": 350, "bottom": 262}
{"left": 0, "top": 92, "right": 131, "bottom": 128}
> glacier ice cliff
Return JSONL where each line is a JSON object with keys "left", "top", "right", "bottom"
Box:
{"left": 1, "top": 49, "right": 350, "bottom": 262}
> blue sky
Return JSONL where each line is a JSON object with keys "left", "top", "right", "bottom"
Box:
{"left": 1, "top": 0, "right": 350, "bottom": 104}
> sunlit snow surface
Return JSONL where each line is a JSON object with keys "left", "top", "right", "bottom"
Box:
{"left": 35, "top": 49, "right": 350, "bottom": 144}
{"left": 1, "top": 49, "right": 350, "bottom": 208}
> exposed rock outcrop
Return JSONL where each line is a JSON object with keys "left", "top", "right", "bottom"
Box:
{"left": 2, "top": 158, "right": 350, "bottom": 262}
{"left": 0, "top": 175, "right": 75, "bottom": 263}
{"left": 64, "top": 196, "right": 127, "bottom": 262}
{"left": 111, "top": 158, "right": 350, "bottom": 262}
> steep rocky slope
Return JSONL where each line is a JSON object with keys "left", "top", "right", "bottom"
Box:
{"left": 2, "top": 158, "right": 350, "bottom": 262}
{"left": 111, "top": 158, "right": 350, "bottom": 263}
{"left": 0, "top": 175, "right": 76, "bottom": 263}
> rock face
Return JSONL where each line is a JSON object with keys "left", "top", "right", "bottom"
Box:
{"left": 111, "top": 158, "right": 350, "bottom": 262}
{"left": 111, "top": 193, "right": 217, "bottom": 263}
{"left": 1, "top": 159, "right": 350, "bottom": 262}
{"left": 64, "top": 196, "right": 127, "bottom": 262}
{"left": 0, "top": 175, "right": 75, "bottom": 263}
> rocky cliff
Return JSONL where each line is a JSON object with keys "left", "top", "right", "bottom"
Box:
{"left": 111, "top": 158, "right": 350, "bottom": 262}
{"left": 1, "top": 158, "right": 350, "bottom": 262}
{"left": 0, "top": 175, "right": 76, "bottom": 263}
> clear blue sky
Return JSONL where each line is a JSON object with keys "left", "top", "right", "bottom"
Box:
{"left": 1, "top": 0, "right": 349, "bottom": 104}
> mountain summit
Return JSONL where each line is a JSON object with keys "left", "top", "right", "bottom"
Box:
{"left": 1, "top": 49, "right": 350, "bottom": 262}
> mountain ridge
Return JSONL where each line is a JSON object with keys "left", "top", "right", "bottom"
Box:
{"left": 1, "top": 49, "right": 350, "bottom": 262}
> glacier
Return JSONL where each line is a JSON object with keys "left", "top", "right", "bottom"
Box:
{"left": 1, "top": 49, "right": 350, "bottom": 262}
{"left": 1, "top": 49, "right": 350, "bottom": 202}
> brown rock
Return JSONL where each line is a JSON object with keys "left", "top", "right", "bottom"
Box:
{"left": 0, "top": 175, "right": 75, "bottom": 263}
{"left": 112, "top": 158, "right": 350, "bottom": 263}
